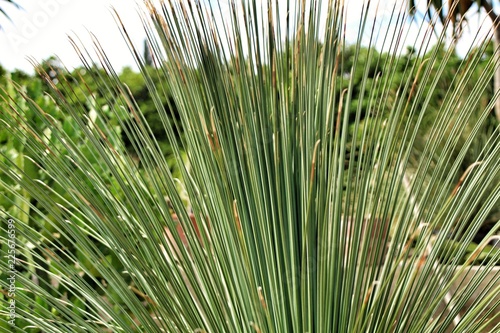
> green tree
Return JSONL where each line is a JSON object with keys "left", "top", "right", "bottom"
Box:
{"left": 409, "top": 0, "right": 500, "bottom": 119}
{"left": 34, "top": 58, "right": 183, "bottom": 165}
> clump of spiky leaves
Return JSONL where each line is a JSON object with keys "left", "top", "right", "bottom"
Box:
{"left": 1, "top": 0, "right": 499, "bottom": 332}
{"left": 0, "top": 0, "right": 19, "bottom": 25}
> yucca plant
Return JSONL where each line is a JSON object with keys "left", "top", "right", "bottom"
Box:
{"left": 1, "top": 0, "right": 499, "bottom": 332}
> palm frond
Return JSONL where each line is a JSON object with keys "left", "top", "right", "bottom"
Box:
{"left": 0, "top": 0, "right": 20, "bottom": 25}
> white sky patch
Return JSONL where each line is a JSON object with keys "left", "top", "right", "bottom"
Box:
{"left": 0, "top": 0, "right": 497, "bottom": 74}
{"left": 0, "top": 0, "right": 146, "bottom": 73}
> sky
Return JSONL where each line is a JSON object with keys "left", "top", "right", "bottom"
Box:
{"left": 0, "top": 0, "right": 497, "bottom": 74}
{"left": 0, "top": 0, "right": 146, "bottom": 73}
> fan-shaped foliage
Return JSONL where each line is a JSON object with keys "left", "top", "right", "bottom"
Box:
{"left": 0, "top": 0, "right": 499, "bottom": 332}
